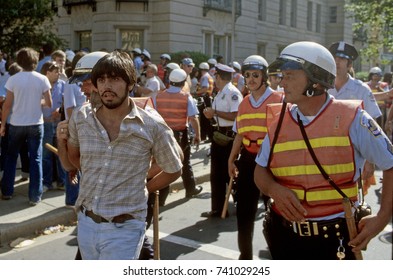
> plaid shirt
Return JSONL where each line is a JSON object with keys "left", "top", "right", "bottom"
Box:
{"left": 68, "top": 98, "right": 182, "bottom": 221}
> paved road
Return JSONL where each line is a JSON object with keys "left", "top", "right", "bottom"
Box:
{"left": 0, "top": 175, "right": 391, "bottom": 260}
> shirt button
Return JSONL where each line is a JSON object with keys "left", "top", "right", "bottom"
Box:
{"left": 104, "top": 162, "right": 108, "bottom": 166}
{"left": 99, "top": 179, "right": 103, "bottom": 183}
{"left": 94, "top": 196, "right": 98, "bottom": 200}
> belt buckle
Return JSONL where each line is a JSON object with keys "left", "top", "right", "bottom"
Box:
{"left": 296, "top": 221, "right": 312, "bottom": 236}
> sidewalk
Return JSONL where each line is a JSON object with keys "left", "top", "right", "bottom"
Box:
{"left": 0, "top": 143, "right": 212, "bottom": 246}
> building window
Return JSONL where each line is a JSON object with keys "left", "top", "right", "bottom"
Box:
{"left": 258, "top": 0, "right": 266, "bottom": 21}
{"left": 316, "top": 4, "right": 321, "bottom": 33}
{"left": 204, "top": 32, "right": 231, "bottom": 62}
{"left": 120, "top": 30, "right": 144, "bottom": 51}
{"left": 307, "top": 1, "right": 313, "bottom": 31}
{"left": 78, "top": 31, "right": 92, "bottom": 51}
{"left": 257, "top": 43, "right": 266, "bottom": 58}
{"left": 279, "top": 0, "right": 286, "bottom": 26}
{"left": 329, "top": 6, "right": 337, "bottom": 23}
{"left": 290, "top": 0, "right": 297, "bottom": 28}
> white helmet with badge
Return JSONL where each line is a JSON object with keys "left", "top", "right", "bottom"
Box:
{"left": 268, "top": 41, "right": 336, "bottom": 90}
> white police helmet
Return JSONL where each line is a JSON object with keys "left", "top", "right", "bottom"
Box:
{"left": 166, "top": 62, "right": 180, "bottom": 70}
{"left": 69, "top": 51, "right": 108, "bottom": 84}
{"left": 241, "top": 55, "right": 268, "bottom": 73}
{"left": 369, "top": 67, "right": 382, "bottom": 76}
{"left": 199, "top": 62, "right": 210, "bottom": 70}
{"left": 169, "top": 69, "right": 187, "bottom": 83}
{"left": 207, "top": 58, "right": 217, "bottom": 66}
{"left": 268, "top": 41, "right": 336, "bottom": 89}
{"left": 160, "top": 53, "right": 171, "bottom": 61}
{"left": 232, "top": 61, "right": 241, "bottom": 71}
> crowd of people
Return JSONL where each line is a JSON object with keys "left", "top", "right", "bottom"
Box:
{"left": 0, "top": 40, "right": 392, "bottom": 260}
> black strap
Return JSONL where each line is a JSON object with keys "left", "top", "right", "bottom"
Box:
{"left": 267, "top": 101, "right": 287, "bottom": 168}
{"left": 296, "top": 113, "right": 349, "bottom": 199}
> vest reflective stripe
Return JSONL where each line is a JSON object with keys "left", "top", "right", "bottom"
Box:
{"left": 273, "top": 136, "right": 351, "bottom": 153}
{"left": 237, "top": 92, "right": 283, "bottom": 154}
{"left": 267, "top": 99, "right": 362, "bottom": 217}
{"left": 156, "top": 90, "right": 188, "bottom": 131}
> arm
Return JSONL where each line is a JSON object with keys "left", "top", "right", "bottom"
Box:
{"left": 372, "top": 88, "right": 393, "bottom": 101}
{"left": 0, "top": 90, "right": 13, "bottom": 136}
{"left": 42, "top": 89, "right": 52, "bottom": 108}
{"left": 228, "top": 133, "right": 243, "bottom": 178}
{"left": 254, "top": 164, "right": 307, "bottom": 222}
{"left": 189, "top": 115, "right": 201, "bottom": 145}
{"left": 145, "top": 169, "right": 182, "bottom": 193}
{"left": 349, "top": 167, "right": 393, "bottom": 252}
{"left": 203, "top": 107, "right": 238, "bottom": 121}
{"left": 56, "top": 120, "right": 80, "bottom": 171}
{"left": 384, "top": 107, "right": 393, "bottom": 133}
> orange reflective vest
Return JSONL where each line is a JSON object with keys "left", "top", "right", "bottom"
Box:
{"left": 267, "top": 99, "right": 362, "bottom": 217}
{"left": 367, "top": 81, "right": 388, "bottom": 107}
{"left": 155, "top": 90, "right": 188, "bottom": 131}
{"left": 236, "top": 92, "right": 283, "bottom": 154}
{"left": 199, "top": 73, "right": 214, "bottom": 96}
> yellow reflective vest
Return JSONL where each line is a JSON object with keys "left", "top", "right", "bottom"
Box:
{"left": 236, "top": 92, "right": 283, "bottom": 154}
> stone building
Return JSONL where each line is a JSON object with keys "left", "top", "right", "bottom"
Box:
{"left": 54, "top": 0, "right": 355, "bottom": 66}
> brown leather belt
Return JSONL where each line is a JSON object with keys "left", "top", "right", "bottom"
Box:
{"left": 80, "top": 205, "right": 134, "bottom": 224}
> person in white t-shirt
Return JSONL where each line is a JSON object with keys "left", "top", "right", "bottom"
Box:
{"left": 134, "top": 64, "right": 161, "bottom": 99}
{"left": 1, "top": 47, "right": 52, "bottom": 205}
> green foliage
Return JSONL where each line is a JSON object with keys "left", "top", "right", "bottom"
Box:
{"left": 170, "top": 51, "right": 210, "bottom": 67}
{"left": 346, "top": 0, "right": 393, "bottom": 64}
{"left": 0, "top": 0, "right": 66, "bottom": 56}
{"left": 354, "top": 71, "right": 369, "bottom": 82}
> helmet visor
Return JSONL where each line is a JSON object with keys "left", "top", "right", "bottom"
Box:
{"left": 69, "top": 73, "right": 91, "bottom": 84}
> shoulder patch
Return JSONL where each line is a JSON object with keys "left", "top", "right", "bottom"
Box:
{"left": 231, "top": 94, "right": 239, "bottom": 101}
{"left": 360, "top": 113, "right": 382, "bottom": 137}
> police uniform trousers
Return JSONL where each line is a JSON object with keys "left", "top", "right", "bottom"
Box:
{"left": 236, "top": 148, "right": 260, "bottom": 260}
{"left": 263, "top": 207, "right": 357, "bottom": 260}
{"left": 210, "top": 128, "right": 233, "bottom": 213}
{"left": 197, "top": 94, "right": 213, "bottom": 141}
{"left": 160, "top": 128, "right": 198, "bottom": 204}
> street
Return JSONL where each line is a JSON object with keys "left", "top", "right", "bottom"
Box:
{"left": 0, "top": 173, "right": 391, "bottom": 260}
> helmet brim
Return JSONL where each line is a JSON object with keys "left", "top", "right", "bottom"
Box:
{"left": 69, "top": 73, "right": 91, "bottom": 84}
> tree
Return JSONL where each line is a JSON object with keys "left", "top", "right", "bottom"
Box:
{"left": 0, "top": 0, "right": 66, "bottom": 57}
{"left": 346, "top": 0, "right": 393, "bottom": 63}
{"left": 346, "top": 0, "right": 393, "bottom": 64}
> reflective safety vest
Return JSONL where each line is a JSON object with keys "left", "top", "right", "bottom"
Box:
{"left": 132, "top": 97, "right": 155, "bottom": 109}
{"left": 199, "top": 72, "right": 214, "bottom": 96}
{"left": 266, "top": 99, "right": 362, "bottom": 217}
{"left": 368, "top": 81, "right": 388, "bottom": 107}
{"left": 236, "top": 91, "right": 283, "bottom": 154}
{"left": 155, "top": 90, "right": 188, "bottom": 131}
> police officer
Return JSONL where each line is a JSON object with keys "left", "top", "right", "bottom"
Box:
{"left": 254, "top": 41, "right": 393, "bottom": 260}
{"left": 328, "top": 41, "right": 382, "bottom": 195}
{"left": 202, "top": 64, "right": 243, "bottom": 218}
{"left": 155, "top": 69, "right": 203, "bottom": 200}
{"left": 228, "top": 55, "right": 284, "bottom": 259}
{"left": 196, "top": 62, "right": 215, "bottom": 142}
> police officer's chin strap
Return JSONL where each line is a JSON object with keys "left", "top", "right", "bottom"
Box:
{"left": 303, "top": 82, "right": 326, "bottom": 97}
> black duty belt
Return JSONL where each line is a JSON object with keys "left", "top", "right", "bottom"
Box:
{"left": 270, "top": 209, "right": 345, "bottom": 238}
{"left": 80, "top": 205, "right": 134, "bottom": 224}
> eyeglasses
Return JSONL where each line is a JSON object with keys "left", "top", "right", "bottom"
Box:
{"left": 244, "top": 72, "right": 261, "bottom": 79}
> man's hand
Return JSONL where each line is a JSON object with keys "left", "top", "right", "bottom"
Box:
{"left": 56, "top": 120, "right": 69, "bottom": 144}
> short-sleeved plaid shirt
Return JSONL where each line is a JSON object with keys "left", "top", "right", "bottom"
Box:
{"left": 68, "top": 98, "right": 182, "bottom": 221}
